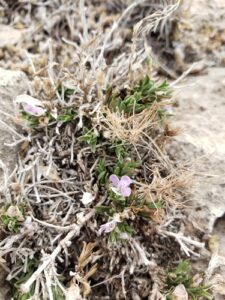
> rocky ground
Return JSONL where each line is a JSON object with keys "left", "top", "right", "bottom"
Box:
{"left": 168, "top": 67, "right": 225, "bottom": 299}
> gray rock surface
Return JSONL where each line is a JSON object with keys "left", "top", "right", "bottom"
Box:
{"left": 168, "top": 67, "right": 225, "bottom": 299}
{"left": 0, "top": 68, "right": 28, "bottom": 299}
{"left": 0, "top": 68, "right": 28, "bottom": 183}
{"left": 169, "top": 68, "right": 225, "bottom": 233}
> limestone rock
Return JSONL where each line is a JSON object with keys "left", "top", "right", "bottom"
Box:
{"left": 0, "top": 68, "right": 28, "bottom": 183}
{"left": 168, "top": 68, "right": 225, "bottom": 233}
{"left": 0, "top": 68, "right": 28, "bottom": 298}
{"left": 167, "top": 68, "right": 225, "bottom": 300}
{"left": 0, "top": 25, "right": 22, "bottom": 47}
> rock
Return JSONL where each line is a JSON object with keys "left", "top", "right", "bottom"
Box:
{"left": 167, "top": 67, "right": 225, "bottom": 300}
{"left": 0, "top": 25, "right": 23, "bottom": 47}
{"left": 0, "top": 69, "right": 28, "bottom": 297}
{"left": 172, "top": 284, "right": 188, "bottom": 300}
{"left": 0, "top": 68, "right": 28, "bottom": 182}
{"left": 168, "top": 68, "right": 225, "bottom": 233}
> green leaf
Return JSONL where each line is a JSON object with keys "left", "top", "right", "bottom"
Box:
{"left": 0, "top": 215, "right": 21, "bottom": 232}
{"left": 21, "top": 111, "right": 40, "bottom": 128}
{"left": 109, "top": 75, "right": 171, "bottom": 115}
{"left": 57, "top": 107, "right": 77, "bottom": 123}
{"left": 115, "top": 143, "right": 127, "bottom": 163}
{"left": 96, "top": 159, "right": 108, "bottom": 184}
{"left": 79, "top": 127, "right": 99, "bottom": 152}
{"left": 166, "top": 261, "right": 213, "bottom": 300}
{"left": 113, "top": 160, "right": 140, "bottom": 176}
{"left": 108, "top": 222, "right": 135, "bottom": 244}
{"left": 57, "top": 84, "right": 76, "bottom": 101}
{"left": 95, "top": 205, "right": 115, "bottom": 215}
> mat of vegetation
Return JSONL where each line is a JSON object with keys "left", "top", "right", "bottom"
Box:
{"left": 0, "top": 1, "right": 213, "bottom": 299}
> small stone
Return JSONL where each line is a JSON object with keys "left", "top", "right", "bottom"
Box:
{"left": 0, "top": 25, "right": 23, "bottom": 47}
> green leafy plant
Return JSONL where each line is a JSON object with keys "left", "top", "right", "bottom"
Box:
{"left": 95, "top": 191, "right": 127, "bottom": 217}
{"left": 79, "top": 127, "right": 99, "bottom": 152}
{"left": 108, "top": 221, "right": 135, "bottom": 243}
{"left": 12, "top": 260, "right": 37, "bottom": 300}
{"left": 0, "top": 215, "right": 21, "bottom": 232}
{"left": 96, "top": 158, "right": 108, "bottom": 185}
{"left": 57, "top": 107, "right": 77, "bottom": 123}
{"left": 21, "top": 111, "right": 40, "bottom": 128}
{"left": 166, "top": 261, "right": 212, "bottom": 300}
{"left": 95, "top": 205, "right": 116, "bottom": 216}
{"left": 57, "top": 84, "right": 76, "bottom": 101}
{"left": 113, "top": 159, "right": 140, "bottom": 176}
{"left": 114, "top": 143, "right": 127, "bottom": 163}
{"left": 0, "top": 205, "right": 26, "bottom": 232}
{"left": 109, "top": 76, "right": 171, "bottom": 115}
{"left": 13, "top": 259, "right": 65, "bottom": 300}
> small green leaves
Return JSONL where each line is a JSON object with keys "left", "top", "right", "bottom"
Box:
{"left": 108, "top": 222, "right": 135, "bottom": 243}
{"left": 0, "top": 215, "right": 21, "bottom": 232}
{"left": 57, "top": 107, "right": 77, "bottom": 123}
{"left": 95, "top": 205, "right": 116, "bottom": 216}
{"left": 12, "top": 259, "right": 37, "bottom": 300}
{"left": 166, "top": 261, "right": 212, "bottom": 300}
{"left": 21, "top": 111, "right": 40, "bottom": 128}
{"left": 108, "top": 75, "right": 171, "bottom": 115}
{"left": 79, "top": 127, "right": 99, "bottom": 152}
{"left": 96, "top": 158, "right": 108, "bottom": 184}
{"left": 113, "top": 159, "right": 140, "bottom": 177}
{"left": 115, "top": 143, "right": 127, "bottom": 163}
{"left": 166, "top": 260, "right": 192, "bottom": 288}
{"left": 57, "top": 84, "right": 76, "bottom": 101}
{"left": 0, "top": 205, "right": 26, "bottom": 232}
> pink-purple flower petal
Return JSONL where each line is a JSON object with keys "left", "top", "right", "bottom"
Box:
{"left": 16, "top": 94, "right": 46, "bottom": 117}
{"left": 22, "top": 103, "right": 46, "bottom": 117}
{"left": 98, "top": 220, "right": 117, "bottom": 235}
{"left": 109, "top": 174, "right": 120, "bottom": 187}
{"left": 120, "top": 175, "right": 133, "bottom": 186}
{"left": 109, "top": 174, "right": 133, "bottom": 197}
{"left": 120, "top": 185, "right": 132, "bottom": 197}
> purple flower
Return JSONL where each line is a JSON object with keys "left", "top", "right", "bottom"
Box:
{"left": 16, "top": 94, "right": 46, "bottom": 117}
{"left": 109, "top": 174, "right": 133, "bottom": 197}
{"left": 22, "top": 103, "right": 46, "bottom": 116}
{"left": 98, "top": 220, "right": 117, "bottom": 235}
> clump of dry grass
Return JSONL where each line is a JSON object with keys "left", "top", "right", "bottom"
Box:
{"left": 0, "top": 1, "right": 206, "bottom": 299}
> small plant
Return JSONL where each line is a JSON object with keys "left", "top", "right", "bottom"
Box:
{"left": 108, "top": 76, "right": 171, "bottom": 115}
{"left": 0, "top": 215, "right": 21, "bottom": 232}
{"left": 114, "top": 143, "right": 127, "bottom": 163}
{"left": 96, "top": 158, "right": 108, "bottom": 185}
{"left": 113, "top": 159, "right": 140, "bottom": 177}
{"left": 96, "top": 175, "right": 165, "bottom": 243}
{"left": 166, "top": 261, "right": 212, "bottom": 300}
{"left": 21, "top": 111, "right": 40, "bottom": 128}
{"left": 0, "top": 205, "right": 26, "bottom": 232}
{"left": 79, "top": 127, "right": 99, "bottom": 152}
{"left": 12, "top": 259, "right": 37, "bottom": 300}
{"left": 57, "top": 107, "right": 77, "bottom": 123}
{"left": 108, "top": 221, "right": 135, "bottom": 243}
{"left": 96, "top": 176, "right": 164, "bottom": 223}
{"left": 57, "top": 83, "right": 76, "bottom": 101}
